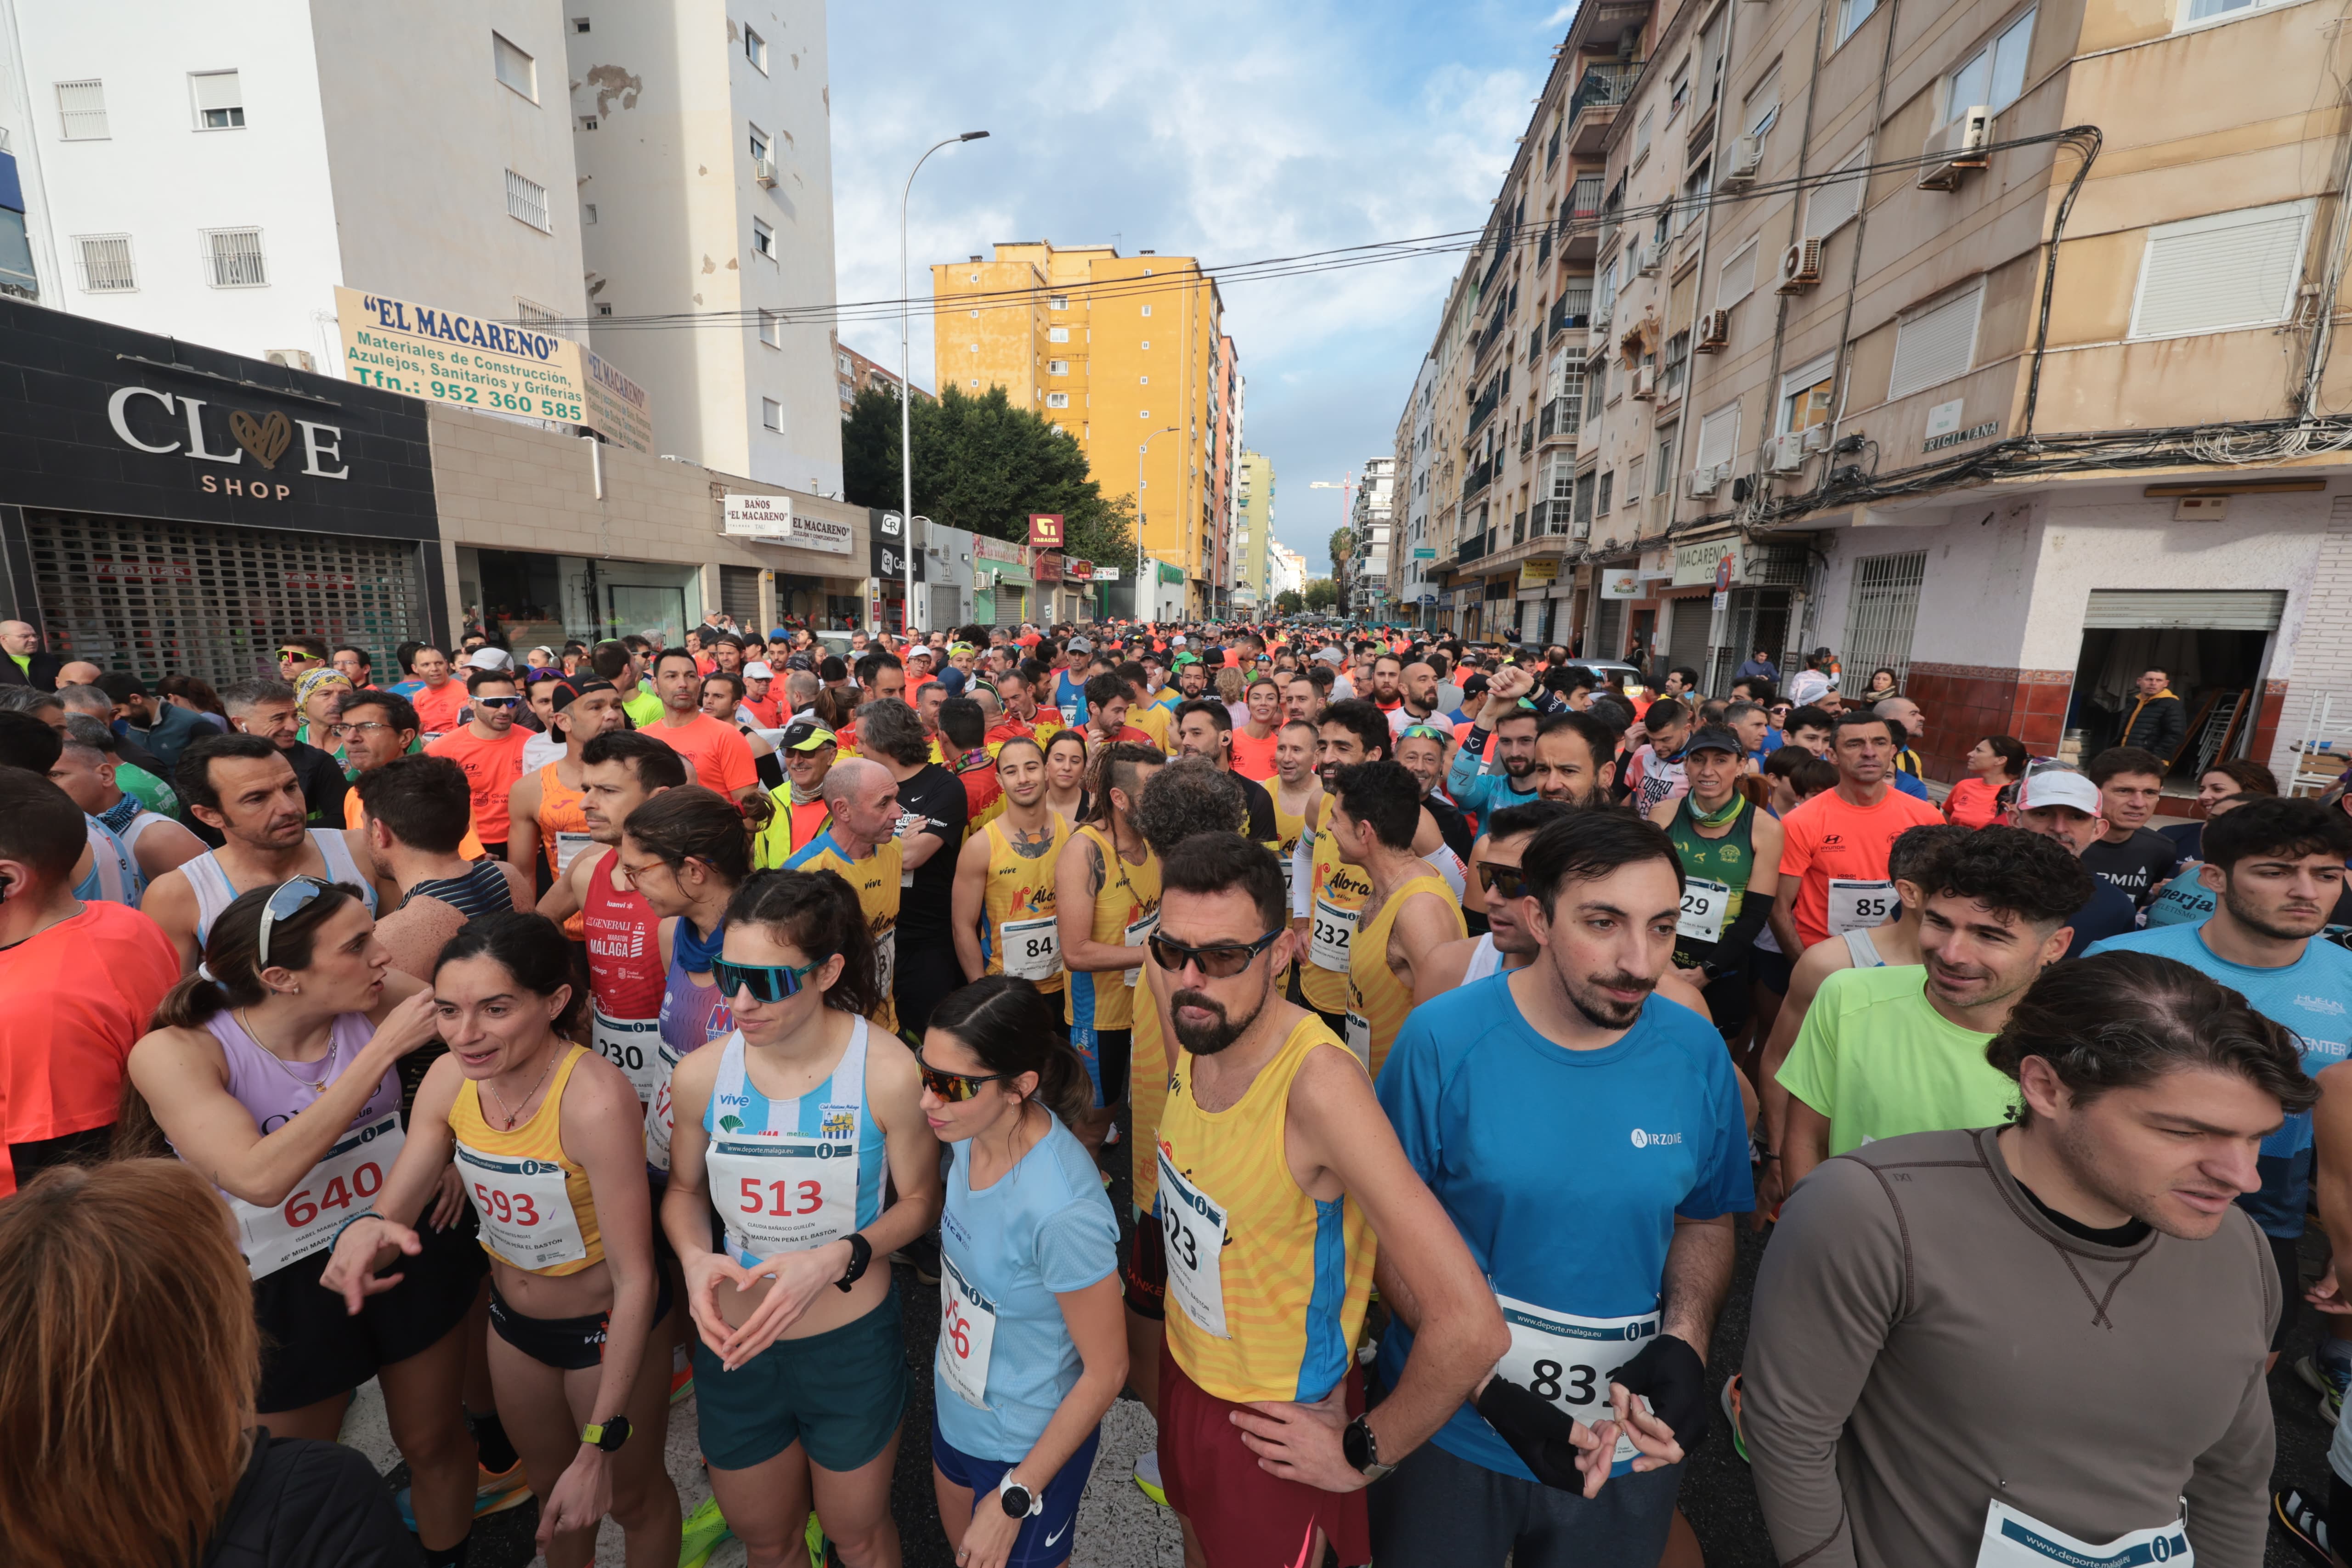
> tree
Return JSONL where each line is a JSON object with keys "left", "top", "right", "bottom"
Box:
{"left": 841, "top": 383, "right": 1136, "bottom": 560}
{"left": 1275, "top": 589, "right": 1304, "bottom": 615}
{"left": 1328, "top": 526, "right": 1357, "bottom": 598}
{"left": 1304, "top": 578, "right": 1339, "bottom": 612}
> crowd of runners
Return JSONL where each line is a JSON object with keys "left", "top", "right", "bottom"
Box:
{"left": 3, "top": 611, "right": 2351, "bottom": 1568}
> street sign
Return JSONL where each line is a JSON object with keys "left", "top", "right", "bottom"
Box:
{"left": 1067, "top": 558, "right": 1094, "bottom": 581}
{"left": 1413, "top": 546, "right": 1436, "bottom": 560}
{"left": 1091, "top": 565, "right": 1120, "bottom": 582}
{"left": 1419, "top": 593, "right": 1437, "bottom": 606}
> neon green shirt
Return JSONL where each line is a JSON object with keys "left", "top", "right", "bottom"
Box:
{"left": 621, "top": 686, "right": 665, "bottom": 729}
{"left": 1776, "top": 964, "right": 2017, "bottom": 1155}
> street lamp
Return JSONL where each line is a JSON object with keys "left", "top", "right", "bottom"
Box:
{"left": 897, "top": 129, "right": 989, "bottom": 637}
{"left": 1138, "top": 425, "right": 1179, "bottom": 623}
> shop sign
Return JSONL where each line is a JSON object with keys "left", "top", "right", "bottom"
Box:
{"left": 1518, "top": 559, "right": 1560, "bottom": 590}
{"left": 1637, "top": 548, "right": 1674, "bottom": 580}
{"left": 107, "top": 386, "right": 351, "bottom": 497}
{"left": 723, "top": 495, "right": 854, "bottom": 555}
{"left": 871, "top": 536, "right": 927, "bottom": 581}
{"left": 1601, "top": 566, "right": 1643, "bottom": 599}
{"left": 975, "top": 533, "right": 1023, "bottom": 565}
{"left": 1673, "top": 538, "right": 1742, "bottom": 588}
{"left": 1028, "top": 513, "right": 1064, "bottom": 548}
{"left": 1035, "top": 551, "right": 1063, "bottom": 583}
{"left": 1090, "top": 565, "right": 1120, "bottom": 582}
{"left": 1413, "top": 546, "right": 1437, "bottom": 560}
{"left": 1066, "top": 558, "right": 1094, "bottom": 581}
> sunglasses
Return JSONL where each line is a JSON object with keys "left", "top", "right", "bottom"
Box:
{"left": 1147, "top": 928, "right": 1284, "bottom": 979}
{"left": 915, "top": 1048, "right": 1009, "bottom": 1104}
{"left": 1399, "top": 724, "right": 1451, "bottom": 743}
{"left": 1475, "top": 861, "right": 1530, "bottom": 901}
{"left": 470, "top": 696, "right": 522, "bottom": 710}
{"left": 711, "top": 957, "right": 819, "bottom": 1004}
{"left": 257, "top": 876, "right": 332, "bottom": 969}
{"left": 278, "top": 649, "right": 320, "bottom": 662}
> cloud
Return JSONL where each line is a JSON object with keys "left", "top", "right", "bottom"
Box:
{"left": 827, "top": 0, "right": 1549, "bottom": 569}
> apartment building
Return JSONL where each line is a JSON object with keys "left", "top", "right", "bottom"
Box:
{"left": 1270, "top": 541, "right": 1308, "bottom": 605}
{"left": 1235, "top": 450, "right": 1275, "bottom": 617}
{"left": 931, "top": 241, "right": 1229, "bottom": 617}
{"left": 829, "top": 329, "right": 930, "bottom": 413}
{"left": 567, "top": 1, "right": 842, "bottom": 493}
{"left": 1351, "top": 458, "right": 1397, "bottom": 617}
{"left": 1391, "top": 355, "right": 1441, "bottom": 623}
{"left": 1408, "top": 0, "right": 2352, "bottom": 785}
{"left": 1210, "top": 333, "right": 1239, "bottom": 617}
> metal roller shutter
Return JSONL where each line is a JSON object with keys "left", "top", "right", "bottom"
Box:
{"left": 2083, "top": 589, "right": 2285, "bottom": 631}
{"left": 992, "top": 583, "right": 1024, "bottom": 626}
{"left": 929, "top": 585, "right": 960, "bottom": 633}
{"left": 1591, "top": 596, "right": 1624, "bottom": 662}
{"left": 719, "top": 565, "right": 761, "bottom": 628}
{"left": 1663, "top": 594, "right": 1710, "bottom": 687}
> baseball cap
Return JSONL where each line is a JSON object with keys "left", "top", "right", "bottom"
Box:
{"left": 769, "top": 628, "right": 792, "bottom": 640}
{"left": 744, "top": 660, "right": 774, "bottom": 679}
{"left": 2015, "top": 769, "right": 2101, "bottom": 816}
{"left": 1068, "top": 636, "right": 1094, "bottom": 654}
{"left": 465, "top": 647, "right": 515, "bottom": 672}
{"left": 905, "top": 644, "right": 934, "bottom": 662}
{"left": 1313, "top": 647, "right": 1345, "bottom": 665}
{"left": 1685, "top": 725, "right": 1746, "bottom": 757}
{"left": 780, "top": 719, "right": 838, "bottom": 753}
{"left": 948, "top": 642, "right": 976, "bottom": 657}
{"left": 1173, "top": 652, "right": 1201, "bottom": 668}
{"left": 549, "top": 678, "right": 616, "bottom": 713}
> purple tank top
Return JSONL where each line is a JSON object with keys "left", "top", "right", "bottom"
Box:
{"left": 203, "top": 1009, "right": 400, "bottom": 1139}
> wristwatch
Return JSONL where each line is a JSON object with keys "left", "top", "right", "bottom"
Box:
{"left": 1341, "top": 1415, "right": 1394, "bottom": 1482}
{"left": 835, "top": 1231, "right": 873, "bottom": 1292}
{"left": 997, "top": 1474, "right": 1043, "bottom": 1519}
{"left": 582, "top": 1415, "right": 631, "bottom": 1453}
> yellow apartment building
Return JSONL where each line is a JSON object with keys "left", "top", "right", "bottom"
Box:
{"left": 933, "top": 242, "right": 1227, "bottom": 615}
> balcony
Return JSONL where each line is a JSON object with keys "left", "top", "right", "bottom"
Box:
{"left": 1569, "top": 62, "right": 1641, "bottom": 157}
{"left": 1465, "top": 380, "right": 1501, "bottom": 439}
{"left": 1537, "top": 395, "right": 1580, "bottom": 443}
{"left": 1458, "top": 529, "right": 1487, "bottom": 565}
{"left": 1519, "top": 423, "right": 1533, "bottom": 456}
{"left": 1564, "top": 176, "right": 1604, "bottom": 262}
{"left": 1547, "top": 294, "right": 1590, "bottom": 342}
{"left": 1462, "top": 455, "right": 1495, "bottom": 501}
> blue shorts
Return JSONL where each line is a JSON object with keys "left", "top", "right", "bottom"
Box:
{"left": 930, "top": 1408, "right": 1101, "bottom": 1568}
{"left": 691, "top": 1287, "right": 906, "bottom": 1473}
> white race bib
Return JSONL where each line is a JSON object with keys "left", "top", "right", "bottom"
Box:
{"left": 1001, "top": 912, "right": 1061, "bottom": 982}
{"left": 1827, "top": 878, "right": 1897, "bottom": 937}
{"left": 591, "top": 1008, "right": 661, "bottom": 1102}
{"left": 1158, "top": 1149, "right": 1230, "bottom": 1339}
{"left": 455, "top": 1138, "right": 588, "bottom": 1272}
{"left": 937, "top": 1251, "right": 1001, "bottom": 1409}
{"left": 1676, "top": 878, "right": 1732, "bottom": 944}
{"left": 553, "top": 830, "right": 594, "bottom": 872}
{"left": 874, "top": 928, "right": 898, "bottom": 1000}
{"left": 1122, "top": 908, "right": 1158, "bottom": 988}
{"left": 1310, "top": 895, "right": 1358, "bottom": 973}
{"left": 643, "top": 1038, "right": 683, "bottom": 1172}
{"left": 1975, "top": 1500, "right": 2190, "bottom": 1568}
{"left": 1491, "top": 1293, "right": 1661, "bottom": 1474}
{"left": 1344, "top": 1011, "right": 1373, "bottom": 1069}
{"left": 229, "top": 1114, "right": 403, "bottom": 1280}
{"left": 705, "top": 1112, "right": 862, "bottom": 1259}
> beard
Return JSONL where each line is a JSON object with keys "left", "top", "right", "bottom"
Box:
{"left": 2221, "top": 880, "right": 2329, "bottom": 941}
{"left": 2049, "top": 1113, "right": 2221, "bottom": 1240}
{"left": 1501, "top": 754, "right": 1534, "bottom": 780}
{"left": 1170, "top": 977, "right": 1271, "bottom": 1055}
{"left": 1562, "top": 968, "right": 1656, "bottom": 1030}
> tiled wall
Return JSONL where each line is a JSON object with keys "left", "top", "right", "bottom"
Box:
{"left": 1902, "top": 663, "right": 2075, "bottom": 781}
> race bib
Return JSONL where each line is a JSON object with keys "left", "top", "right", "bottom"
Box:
{"left": 592, "top": 1009, "right": 661, "bottom": 1102}
{"left": 874, "top": 928, "right": 898, "bottom": 1000}
{"left": 1002, "top": 913, "right": 1061, "bottom": 982}
{"left": 1491, "top": 1293, "right": 1661, "bottom": 1475}
{"left": 553, "top": 831, "right": 594, "bottom": 872}
{"left": 937, "top": 1251, "right": 1001, "bottom": 1409}
{"left": 1344, "top": 1011, "right": 1373, "bottom": 1069}
{"left": 229, "top": 1114, "right": 403, "bottom": 1280}
{"left": 1677, "top": 878, "right": 1731, "bottom": 944}
{"left": 643, "top": 1039, "right": 684, "bottom": 1172}
{"left": 1827, "top": 878, "right": 1897, "bottom": 937}
{"left": 1310, "top": 895, "right": 1359, "bottom": 973}
{"left": 1123, "top": 908, "right": 1158, "bottom": 988}
{"left": 1975, "top": 1500, "right": 2189, "bottom": 1568}
{"left": 705, "top": 1121, "right": 861, "bottom": 1260}
{"left": 1158, "top": 1149, "right": 1230, "bottom": 1339}
{"left": 456, "top": 1139, "right": 588, "bottom": 1272}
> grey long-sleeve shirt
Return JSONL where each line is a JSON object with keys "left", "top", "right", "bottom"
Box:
{"left": 1745, "top": 1127, "right": 2275, "bottom": 1568}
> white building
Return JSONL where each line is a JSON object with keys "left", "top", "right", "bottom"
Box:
{"left": 1394, "top": 356, "right": 1437, "bottom": 625}
{"left": 1349, "top": 457, "right": 1395, "bottom": 616}
{"left": 1270, "top": 542, "right": 1307, "bottom": 603}
{"left": 567, "top": 0, "right": 842, "bottom": 494}
{"left": 3, "top": 0, "right": 587, "bottom": 371}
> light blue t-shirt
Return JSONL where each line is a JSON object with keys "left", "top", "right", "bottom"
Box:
{"left": 935, "top": 1110, "right": 1119, "bottom": 1464}
{"left": 2145, "top": 863, "right": 2216, "bottom": 928}
{"left": 1375, "top": 976, "right": 1753, "bottom": 1482}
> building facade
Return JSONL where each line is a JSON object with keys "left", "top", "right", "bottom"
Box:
{"left": 1270, "top": 542, "right": 1307, "bottom": 606}
{"left": 829, "top": 329, "right": 928, "bottom": 415}
{"left": 1349, "top": 458, "right": 1396, "bottom": 618}
{"left": 1235, "top": 450, "right": 1275, "bottom": 617}
{"left": 1391, "top": 355, "right": 1441, "bottom": 624}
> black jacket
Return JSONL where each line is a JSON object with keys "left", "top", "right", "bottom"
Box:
{"left": 0, "top": 649, "right": 62, "bottom": 691}
{"left": 2122, "top": 691, "right": 2188, "bottom": 761}
{"left": 203, "top": 1432, "right": 421, "bottom": 1568}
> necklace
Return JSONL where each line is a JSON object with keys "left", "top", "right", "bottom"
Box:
{"left": 238, "top": 1008, "right": 339, "bottom": 1093}
{"left": 486, "top": 1047, "right": 561, "bottom": 1131}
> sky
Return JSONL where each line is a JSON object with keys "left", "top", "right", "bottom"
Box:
{"left": 825, "top": 0, "right": 1566, "bottom": 579}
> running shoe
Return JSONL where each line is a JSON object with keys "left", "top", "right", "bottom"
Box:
{"left": 1133, "top": 1449, "right": 1168, "bottom": 1507}
{"left": 1720, "top": 1373, "right": 1750, "bottom": 1466}
{"left": 804, "top": 1512, "right": 833, "bottom": 1566}
{"left": 678, "top": 1495, "right": 732, "bottom": 1568}
{"left": 2296, "top": 1352, "right": 2350, "bottom": 1422}
{"left": 393, "top": 1461, "right": 531, "bottom": 1530}
{"left": 2275, "top": 1488, "right": 2338, "bottom": 1568}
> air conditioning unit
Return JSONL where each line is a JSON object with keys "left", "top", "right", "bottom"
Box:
{"left": 1635, "top": 242, "right": 1661, "bottom": 277}
{"left": 265, "top": 349, "right": 315, "bottom": 372}
{"left": 1688, "top": 464, "right": 1723, "bottom": 498}
{"left": 1917, "top": 107, "right": 1992, "bottom": 191}
{"left": 754, "top": 156, "right": 778, "bottom": 187}
{"left": 1723, "top": 134, "right": 1764, "bottom": 187}
{"left": 1801, "top": 422, "right": 1832, "bottom": 453}
{"left": 1764, "top": 432, "right": 1810, "bottom": 474}
{"left": 1776, "top": 237, "right": 1823, "bottom": 294}
{"left": 1631, "top": 364, "right": 1657, "bottom": 400}
{"left": 1694, "top": 309, "right": 1730, "bottom": 353}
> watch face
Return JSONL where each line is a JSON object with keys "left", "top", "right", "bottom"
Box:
{"left": 999, "top": 1484, "right": 1033, "bottom": 1519}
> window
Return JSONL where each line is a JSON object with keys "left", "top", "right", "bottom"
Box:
{"left": 969, "top": 309, "right": 979, "bottom": 318}
{"left": 1806, "top": 143, "right": 1869, "bottom": 235}
{"left": 1838, "top": 0, "right": 1881, "bottom": 44}
{"left": 1140, "top": 304, "right": 1152, "bottom": 317}
{"left": 1745, "top": 65, "right": 1781, "bottom": 136}
{"left": 596, "top": 302, "right": 614, "bottom": 317}
{"left": 578, "top": 116, "right": 599, "bottom": 130}
{"left": 1046, "top": 392, "right": 1070, "bottom": 408}
{"left": 1653, "top": 434, "right": 1675, "bottom": 492}
{"left": 1048, "top": 326, "right": 1069, "bottom": 344}
{"left": 1049, "top": 294, "right": 1068, "bottom": 309}
{"left": 493, "top": 33, "right": 537, "bottom": 101}
{"left": 583, "top": 203, "right": 598, "bottom": 224}
{"left": 1696, "top": 401, "right": 1742, "bottom": 475}
{"left": 745, "top": 27, "right": 769, "bottom": 72}
{"left": 751, "top": 216, "right": 775, "bottom": 258}
{"left": 1779, "top": 353, "right": 1836, "bottom": 433}
{"left": 573, "top": 17, "right": 591, "bottom": 33}
{"left": 749, "top": 126, "right": 769, "bottom": 164}
{"left": 762, "top": 311, "right": 784, "bottom": 348}
{"left": 1634, "top": 108, "right": 1654, "bottom": 163}
{"left": 1140, "top": 340, "right": 1150, "bottom": 350}
{"left": 835, "top": 353, "right": 851, "bottom": 372}
{"left": 1888, "top": 278, "right": 1985, "bottom": 399}
{"left": 57, "top": 79, "right": 107, "bottom": 140}
{"left": 2130, "top": 198, "right": 2314, "bottom": 340}
{"left": 1662, "top": 331, "right": 1690, "bottom": 401}
{"left": 516, "top": 298, "right": 561, "bottom": 326}
{"left": 1946, "top": 10, "right": 2034, "bottom": 121}
{"left": 1668, "top": 62, "right": 1690, "bottom": 120}
{"left": 1678, "top": 162, "right": 1711, "bottom": 238}
{"left": 761, "top": 398, "right": 782, "bottom": 432}
{"left": 192, "top": 71, "right": 243, "bottom": 130}
{"left": 1597, "top": 470, "right": 1614, "bottom": 513}
{"left": 505, "top": 170, "right": 551, "bottom": 231}
{"left": 1718, "top": 237, "right": 1759, "bottom": 310}
{"left": 1625, "top": 456, "right": 1644, "bottom": 503}
{"left": 1138, "top": 409, "right": 1151, "bottom": 419}
{"left": 1842, "top": 551, "right": 1928, "bottom": 685}
{"left": 1047, "top": 358, "right": 1068, "bottom": 374}
{"left": 1139, "top": 375, "right": 1148, "bottom": 385}
{"left": 2188, "top": 0, "right": 2292, "bottom": 18}
{"left": 74, "top": 234, "right": 136, "bottom": 292}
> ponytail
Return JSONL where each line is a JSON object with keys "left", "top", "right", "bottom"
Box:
{"left": 927, "top": 976, "right": 1094, "bottom": 1126}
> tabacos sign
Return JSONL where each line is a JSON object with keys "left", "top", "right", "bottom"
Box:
{"left": 105, "top": 385, "right": 351, "bottom": 498}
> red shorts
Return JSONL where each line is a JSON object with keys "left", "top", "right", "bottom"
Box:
{"left": 1157, "top": 1346, "right": 1371, "bottom": 1568}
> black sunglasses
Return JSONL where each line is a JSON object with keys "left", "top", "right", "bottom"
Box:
{"left": 1475, "top": 861, "right": 1530, "bottom": 901}
{"left": 711, "top": 957, "right": 817, "bottom": 1004}
{"left": 915, "top": 1048, "right": 1008, "bottom": 1104}
{"left": 1148, "top": 928, "right": 1284, "bottom": 980}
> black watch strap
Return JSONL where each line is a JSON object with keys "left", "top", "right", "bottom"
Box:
{"left": 835, "top": 1231, "right": 873, "bottom": 1291}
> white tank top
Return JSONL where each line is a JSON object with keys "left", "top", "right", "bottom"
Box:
{"left": 1841, "top": 927, "right": 1887, "bottom": 968}
{"left": 1463, "top": 932, "right": 1503, "bottom": 984}
{"left": 182, "top": 829, "right": 379, "bottom": 945}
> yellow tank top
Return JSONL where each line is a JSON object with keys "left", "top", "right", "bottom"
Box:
{"left": 1346, "top": 873, "right": 1465, "bottom": 1080}
{"left": 782, "top": 830, "right": 904, "bottom": 1035}
{"left": 1065, "top": 822, "right": 1160, "bottom": 1032}
{"left": 1301, "top": 796, "right": 1374, "bottom": 1014}
{"left": 1157, "top": 1014, "right": 1376, "bottom": 1402}
{"left": 1129, "top": 701, "right": 1173, "bottom": 754}
{"left": 981, "top": 815, "right": 1070, "bottom": 995}
{"left": 449, "top": 1044, "right": 602, "bottom": 1276}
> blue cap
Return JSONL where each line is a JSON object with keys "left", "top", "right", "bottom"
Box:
{"left": 769, "top": 628, "right": 791, "bottom": 640}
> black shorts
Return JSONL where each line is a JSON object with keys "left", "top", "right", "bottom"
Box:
{"left": 253, "top": 1205, "right": 485, "bottom": 1414}
{"left": 489, "top": 1272, "right": 675, "bottom": 1371}
{"left": 1750, "top": 947, "right": 1794, "bottom": 996}
{"left": 1121, "top": 1202, "right": 1166, "bottom": 1320}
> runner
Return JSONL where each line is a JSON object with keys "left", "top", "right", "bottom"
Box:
{"left": 1941, "top": 734, "right": 2028, "bottom": 829}
{"left": 1395, "top": 723, "right": 1474, "bottom": 861}
{"left": 1446, "top": 669, "right": 1544, "bottom": 818}
{"left": 321, "top": 911, "right": 682, "bottom": 1568}
{"left": 1527, "top": 711, "right": 1621, "bottom": 807}
{"left": 754, "top": 718, "right": 842, "bottom": 871}
{"left": 2080, "top": 747, "right": 2183, "bottom": 907}
{"left": 856, "top": 698, "right": 970, "bottom": 1040}
{"left": 1172, "top": 698, "right": 1279, "bottom": 847}
{"left": 146, "top": 734, "right": 388, "bottom": 969}
{"left": 1146, "top": 830, "right": 1508, "bottom": 1568}
{"left": 1623, "top": 700, "right": 1694, "bottom": 816}
{"left": 1055, "top": 742, "right": 1166, "bottom": 1120}
{"left": 126, "top": 879, "right": 481, "bottom": 1567}
{"left": 1770, "top": 710, "right": 1946, "bottom": 954}
{"left": 329, "top": 688, "right": 487, "bottom": 862}
{"left": 49, "top": 717, "right": 206, "bottom": 881}
{"left": 1648, "top": 724, "right": 1782, "bottom": 1033}
{"left": 922, "top": 977, "right": 1126, "bottom": 1568}
{"left": 406, "top": 645, "right": 470, "bottom": 739}
{"left": 1331, "top": 759, "right": 1465, "bottom": 1077}
{"left": 1746, "top": 951, "right": 2303, "bottom": 1567}
{"left": 1042, "top": 729, "right": 1091, "bottom": 831}
{"left": 1284, "top": 671, "right": 1326, "bottom": 729}
{"left": 938, "top": 698, "right": 1006, "bottom": 832}
{"left": 952, "top": 736, "right": 1073, "bottom": 1002}
{"left": 783, "top": 758, "right": 907, "bottom": 1037}
{"left": 506, "top": 679, "right": 626, "bottom": 931}
{"left": 660, "top": 870, "right": 941, "bottom": 1568}
{"left": 1269, "top": 720, "right": 1323, "bottom": 912}
{"left": 2148, "top": 760, "right": 2278, "bottom": 926}
{"left": 1232, "top": 675, "right": 1283, "bottom": 780}
{"left": 422, "top": 670, "right": 530, "bottom": 861}
{"left": 224, "top": 677, "right": 351, "bottom": 827}
{"left": 2007, "top": 768, "right": 2141, "bottom": 955}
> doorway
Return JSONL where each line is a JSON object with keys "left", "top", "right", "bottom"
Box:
{"left": 2068, "top": 625, "right": 2275, "bottom": 779}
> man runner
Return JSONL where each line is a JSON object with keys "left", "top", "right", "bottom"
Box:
{"left": 949, "top": 736, "right": 1071, "bottom": 995}
{"left": 1648, "top": 724, "right": 1781, "bottom": 1033}
{"left": 506, "top": 679, "right": 626, "bottom": 912}
{"left": 2081, "top": 746, "right": 2182, "bottom": 908}
{"left": 1330, "top": 760, "right": 1465, "bottom": 1077}
{"left": 1771, "top": 709, "right": 1945, "bottom": 954}
{"left": 425, "top": 668, "right": 530, "bottom": 860}
{"left": 782, "top": 758, "right": 906, "bottom": 1035}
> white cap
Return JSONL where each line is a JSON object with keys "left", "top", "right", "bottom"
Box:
{"left": 465, "top": 647, "right": 514, "bottom": 672}
{"left": 2016, "top": 769, "right": 2101, "bottom": 816}
{"left": 1787, "top": 670, "right": 1831, "bottom": 707}
{"left": 744, "top": 660, "right": 774, "bottom": 679}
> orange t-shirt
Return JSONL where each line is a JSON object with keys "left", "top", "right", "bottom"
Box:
{"left": 1230, "top": 725, "right": 1279, "bottom": 782}
{"left": 649, "top": 713, "right": 758, "bottom": 795}
{"left": 345, "top": 784, "right": 486, "bottom": 860}
{"left": 410, "top": 678, "right": 469, "bottom": 737}
{"left": 427, "top": 726, "right": 532, "bottom": 845}
{"left": 0, "top": 901, "right": 179, "bottom": 1149}
{"left": 1776, "top": 784, "right": 1950, "bottom": 949}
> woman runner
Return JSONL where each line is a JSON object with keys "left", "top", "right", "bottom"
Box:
{"left": 1042, "top": 729, "right": 1091, "bottom": 831}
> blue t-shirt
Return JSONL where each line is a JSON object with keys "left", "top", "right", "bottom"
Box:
{"left": 935, "top": 1111, "right": 1119, "bottom": 1463}
{"left": 2086, "top": 923, "right": 2352, "bottom": 1235}
{"left": 1375, "top": 976, "right": 1753, "bottom": 1481}
{"left": 2145, "top": 863, "right": 2217, "bottom": 928}
{"left": 2064, "top": 877, "right": 2140, "bottom": 957}
{"left": 1891, "top": 771, "right": 1931, "bottom": 802}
